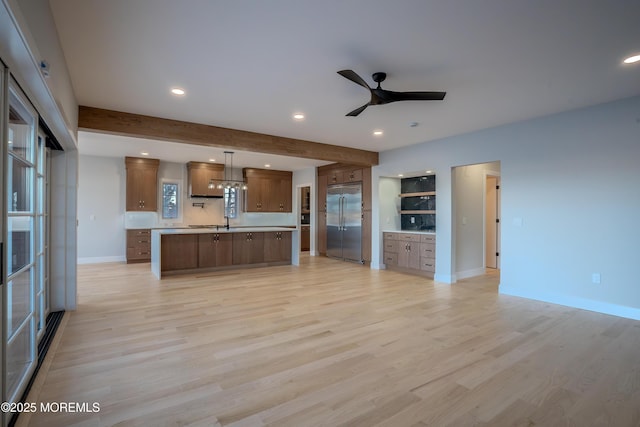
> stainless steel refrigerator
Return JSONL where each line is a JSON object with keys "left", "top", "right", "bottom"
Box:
{"left": 326, "top": 183, "right": 362, "bottom": 263}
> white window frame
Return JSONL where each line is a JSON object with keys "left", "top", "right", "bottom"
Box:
{"left": 160, "top": 178, "right": 183, "bottom": 225}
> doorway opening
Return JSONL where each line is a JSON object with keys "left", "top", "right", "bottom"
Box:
{"left": 451, "top": 161, "right": 501, "bottom": 281}
{"left": 300, "top": 186, "right": 311, "bottom": 252}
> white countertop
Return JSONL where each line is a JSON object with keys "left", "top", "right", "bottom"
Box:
{"left": 152, "top": 226, "right": 297, "bottom": 235}
{"left": 383, "top": 230, "right": 436, "bottom": 235}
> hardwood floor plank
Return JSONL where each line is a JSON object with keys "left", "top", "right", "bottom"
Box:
{"left": 18, "top": 256, "right": 640, "bottom": 427}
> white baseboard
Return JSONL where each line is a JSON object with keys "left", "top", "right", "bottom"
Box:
{"left": 434, "top": 273, "right": 454, "bottom": 284}
{"left": 455, "top": 267, "right": 486, "bottom": 280}
{"left": 499, "top": 284, "right": 640, "bottom": 321}
{"left": 77, "top": 256, "right": 126, "bottom": 265}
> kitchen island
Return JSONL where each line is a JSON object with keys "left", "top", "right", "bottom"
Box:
{"left": 151, "top": 227, "right": 299, "bottom": 278}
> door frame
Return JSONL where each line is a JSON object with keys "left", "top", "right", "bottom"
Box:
{"left": 295, "top": 182, "right": 313, "bottom": 255}
{"left": 483, "top": 170, "right": 501, "bottom": 269}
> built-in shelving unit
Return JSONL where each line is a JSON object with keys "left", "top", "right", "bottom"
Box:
{"left": 399, "top": 175, "right": 436, "bottom": 231}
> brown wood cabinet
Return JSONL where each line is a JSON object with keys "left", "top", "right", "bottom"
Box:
{"left": 398, "top": 235, "right": 421, "bottom": 270}
{"left": 243, "top": 168, "right": 292, "bottom": 212}
{"left": 264, "top": 231, "right": 292, "bottom": 262}
{"left": 126, "top": 229, "right": 151, "bottom": 263}
{"left": 300, "top": 225, "right": 310, "bottom": 251}
{"left": 187, "top": 162, "right": 225, "bottom": 197}
{"left": 316, "top": 174, "right": 328, "bottom": 255}
{"left": 159, "top": 230, "right": 294, "bottom": 276}
{"left": 232, "top": 232, "right": 265, "bottom": 264}
{"left": 161, "top": 234, "right": 198, "bottom": 271}
{"left": 198, "top": 233, "right": 232, "bottom": 268}
{"left": 383, "top": 232, "right": 436, "bottom": 278}
{"left": 125, "top": 157, "right": 159, "bottom": 211}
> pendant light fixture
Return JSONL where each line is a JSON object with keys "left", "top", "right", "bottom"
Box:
{"left": 208, "top": 151, "right": 248, "bottom": 190}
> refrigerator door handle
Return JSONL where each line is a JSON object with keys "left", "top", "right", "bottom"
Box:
{"left": 339, "top": 196, "right": 344, "bottom": 231}
{"left": 341, "top": 196, "right": 346, "bottom": 231}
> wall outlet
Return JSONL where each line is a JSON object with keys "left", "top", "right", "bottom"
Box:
{"left": 592, "top": 273, "right": 601, "bottom": 284}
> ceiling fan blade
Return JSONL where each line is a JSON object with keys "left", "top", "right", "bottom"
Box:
{"left": 337, "top": 70, "right": 371, "bottom": 90}
{"left": 346, "top": 103, "right": 369, "bottom": 117}
{"left": 386, "top": 91, "right": 446, "bottom": 102}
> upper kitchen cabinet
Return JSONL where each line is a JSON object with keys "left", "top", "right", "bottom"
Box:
{"left": 187, "top": 162, "right": 225, "bottom": 197}
{"left": 243, "top": 168, "right": 292, "bottom": 212}
{"left": 125, "top": 156, "right": 159, "bottom": 211}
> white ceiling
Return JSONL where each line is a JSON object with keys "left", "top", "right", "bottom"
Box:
{"left": 49, "top": 0, "right": 640, "bottom": 169}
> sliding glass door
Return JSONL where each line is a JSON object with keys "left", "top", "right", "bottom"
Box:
{"left": 5, "top": 79, "right": 37, "bottom": 404}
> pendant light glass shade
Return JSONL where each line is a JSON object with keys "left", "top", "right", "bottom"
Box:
{"left": 207, "top": 151, "right": 247, "bottom": 190}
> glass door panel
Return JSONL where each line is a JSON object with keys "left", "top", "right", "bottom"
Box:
{"left": 7, "top": 216, "right": 32, "bottom": 276}
{"left": 7, "top": 101, "right": 34, "bottom": 163}
{"left": 7, "top": 155, "right": 32, "bottom": 212}
{"left": 6, "top": 269, "right": 32, "bottom": 338}
{"left": 5, "top": 79, "right": 37, "bottom": 405}
{"left": 6, "top": 318, "right": 34, "bottom": 402}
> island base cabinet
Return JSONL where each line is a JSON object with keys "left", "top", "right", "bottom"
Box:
{"left": 161, "top": 234, "right": 198, "bottom": 271}
{"left": 233, "top": 232, "right": 265, "bottom": 265}
{"left": 198, "top": 233, "right": 233, "bottom": 268}
{"left": 264, "top": 231, "right": 292, "bottom": 263}
{"left": 155, "top": 230, "right": 295, "bottom": 277}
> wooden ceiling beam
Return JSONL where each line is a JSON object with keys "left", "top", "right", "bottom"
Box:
{"left": 78, "top": 106, "right": 379, "bottom": 167}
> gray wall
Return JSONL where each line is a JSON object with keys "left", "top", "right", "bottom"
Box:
{"left": 374, "top": 95, "right": 640, "bottom": 319}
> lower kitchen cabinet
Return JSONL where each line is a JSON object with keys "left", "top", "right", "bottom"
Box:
{"left": 383, "top": 232, "right": 436, "bottom": 278}
{"left": 155, "top": 230, "right": 295, "bottom": 277}
{"left": 161, "top": 234, "right": 198, "bottom": 271}
{"left": 264, "top": 231, "right": 292, "bottom": 262}
{"left": 233, "top": 232, "right": 265, "bottom": 265}
{"left": 126, "top": 229, "right": 152, "bottom": 263}
{"left": 300, "top": 225, "right": 310, "bottom": 251}
{"left": 198, "top": 233, "right": 233, "bottom": 267}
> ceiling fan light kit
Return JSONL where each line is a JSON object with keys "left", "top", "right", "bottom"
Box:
{"left": 337, "top": 69, "right": 446, "bottom": 117}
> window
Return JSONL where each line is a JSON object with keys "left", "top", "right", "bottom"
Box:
{"left": 162, "top": 182, "right": 179, "bottom": 219}
{"left": 224, "top": 187, "right": 238, "bottom": 218}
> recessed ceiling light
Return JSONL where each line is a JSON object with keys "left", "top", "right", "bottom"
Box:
{"left": 140, "top": 151, "right": 149, "bottom": 156}
{"left": 293, "top": 113, "right": 305, "bottom": 120}
{"left": 171, "top": 88, "right": 185, "bottom": 95}
{"left": 373, "top": 130, "right": 384, "bottom": 136}
{"left": 425, "top": 170, "right": 433, "bottom": 174}
{"left": 398, "top": 174, "right": 404, "bottom": 177}
{"left": 623, "top": 54, "right": 640, "bottom": 64}
{"left": 264, "top": 164, "right": 271, "bottom": 168}
{"left": 209, "top": 158, "right": 216, "bottom": 162}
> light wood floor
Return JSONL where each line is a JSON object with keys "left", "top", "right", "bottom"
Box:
{"left": 21, "top": 256, "right": 640, "bottom": 426}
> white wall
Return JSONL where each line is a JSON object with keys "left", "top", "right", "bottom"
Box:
{"left": 374, "top": 95, "right": 640, "bottom": 320}
{"left": 77, "top": 155, "right": 125, "bottom": 263}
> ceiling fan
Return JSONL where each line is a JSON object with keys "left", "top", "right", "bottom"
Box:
{"left": 337, "top": 69, "right": 446, "bottom": 117}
